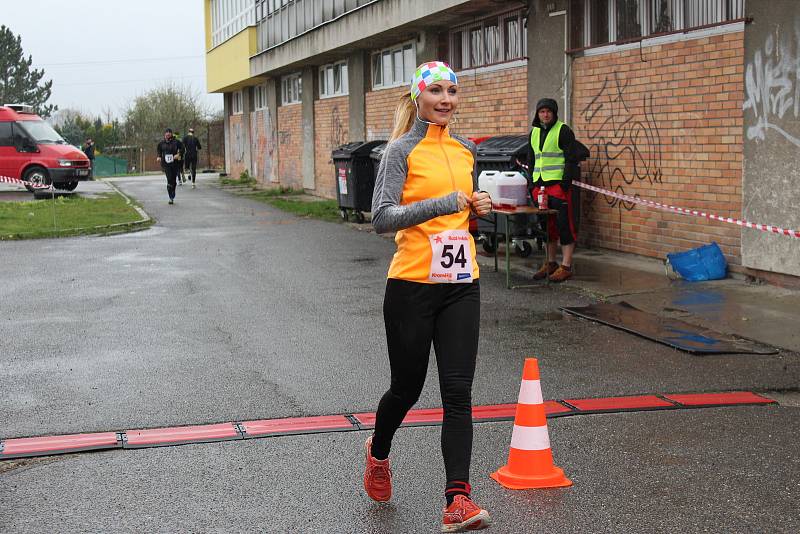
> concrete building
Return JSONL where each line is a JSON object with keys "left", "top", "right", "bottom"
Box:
{"left": 204, "top": 0, "right": 800, "bottom": 284}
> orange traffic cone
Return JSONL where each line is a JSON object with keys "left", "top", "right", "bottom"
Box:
{"left": 490, "top": 358, "right": 572, "bottom": 489}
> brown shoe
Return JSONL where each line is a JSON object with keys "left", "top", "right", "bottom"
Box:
{"left": 533, "top": 261, "right": 558, "bottom": 280}
{"left": 548, "top": 265, "right": 573, "bottom": 283}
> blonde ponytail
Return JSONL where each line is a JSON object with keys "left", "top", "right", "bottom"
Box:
{"left": 389, "top": 92, "right": 416, "bottom": 142}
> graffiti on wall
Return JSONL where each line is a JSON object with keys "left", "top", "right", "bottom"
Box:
{"left": 264, "top": 108, "right": 277, "bottom": 181}
{"left": 232, "top": 122, "right": 246, "bottom": 164}
{"left": 743, "top": 18, "right": 800, "bottom": 148}
{"left": 579, "top": 71, "right": 664, "bottom": 213}
{"left": 253, "top": 108, "right": 277, "bottom": 182}
{"left": 330, "top": 106, "right": 345, "bottom": 148}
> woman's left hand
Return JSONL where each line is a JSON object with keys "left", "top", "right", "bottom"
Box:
{"left": 470, "top": 191, "right": 492, "bottom": 216}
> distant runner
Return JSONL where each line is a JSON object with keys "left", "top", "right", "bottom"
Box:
{"left": 156, "top": 128, "right": 183, "bottom": 204}
{"left": 182, "top": 128, "right": 202, "bottom": 188}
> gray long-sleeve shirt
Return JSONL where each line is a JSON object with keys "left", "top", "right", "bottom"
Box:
{"left": 371, "top": 118, "right": 477, "bottom": 234}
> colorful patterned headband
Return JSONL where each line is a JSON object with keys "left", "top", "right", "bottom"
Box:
{"left": 410, "top": 61, "right": 458, "bottom": 101}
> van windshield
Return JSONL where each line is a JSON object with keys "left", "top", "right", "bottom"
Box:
{"left": 16, "top": 121, "right": 67, "bottom": 144}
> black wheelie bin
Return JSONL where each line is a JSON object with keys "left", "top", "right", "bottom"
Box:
{"left": 332, "top": 140, "right": 385, "bottom": 223}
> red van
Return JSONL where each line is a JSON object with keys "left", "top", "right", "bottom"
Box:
{"left": 0, "top": 104, "right": 91, "bottom": 192}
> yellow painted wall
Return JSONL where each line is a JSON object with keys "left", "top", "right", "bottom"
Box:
{"left": 206, "top": 26, "right": 257, "bottom": 93}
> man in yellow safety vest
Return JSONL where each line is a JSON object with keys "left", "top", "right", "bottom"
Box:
{"left": 526, "top": 98, "right": 583, "bottom": 283}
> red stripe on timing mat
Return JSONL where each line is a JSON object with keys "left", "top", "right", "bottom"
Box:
{"left": 663, "top": 391, "right": 775, "bottom": 407}
{"left": 472, "top": 403, "right": 517, "bottom": 420}
{"left": 240, "top": 415, "right": 353, "bottom": 437}
{"left": 352, "top": 408, "right": 445, "bottom": 427}
{"left": 471, "top": 401, "right": 573, "bottom": 420}
{"left": 354, "top": 401, "right": 573, "bottom": 427}
{"left": 565, "top": 395, "right": 675, "bottom": 412}
{"left": 123, "top": 423, "right": 240, "bottom": 447}
{"left": 1, "top": 432, "right": 119, "bottom": 458}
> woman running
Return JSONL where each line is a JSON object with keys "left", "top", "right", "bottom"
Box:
{"left": 364, "top": 61, "right": 492, "bottom": 532}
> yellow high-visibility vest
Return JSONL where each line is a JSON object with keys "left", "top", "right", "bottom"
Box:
{"left": 530, "top": 120, "right": 565, "bottom": 182}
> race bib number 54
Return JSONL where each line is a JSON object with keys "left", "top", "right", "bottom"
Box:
{"left": 429, "top": 230, "right": 473, "bottom": 283}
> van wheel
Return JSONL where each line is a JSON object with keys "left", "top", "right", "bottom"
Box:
{"left": 23, "top": 166, "right": 51, "bottom": 193}
{"left": 57, "top": 181, "right": 79, "bottom": 191}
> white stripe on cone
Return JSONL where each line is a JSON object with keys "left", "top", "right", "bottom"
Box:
{"left": 510, "top": 424, "right": 551, "bottom": 451}
{"left": 517, "top": 379, "right": 544, "bottom": 405}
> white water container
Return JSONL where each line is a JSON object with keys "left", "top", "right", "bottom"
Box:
{"left": 478, "top": 171, "right": 500, "bottom": 202}
{"left": 495, "top": 171, "right": 529, "bottom": 206}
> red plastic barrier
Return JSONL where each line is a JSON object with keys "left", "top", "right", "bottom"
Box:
{"left": 0, "top": 432, "right": 119, "bottom": 459}
{"left": 240, "top": 415, "right": 354, "bottom": 437}
{"left": 663, "top": 391, "right": 775, "bottom": 407}
{"left": 123, "top": 423, "right": 240, "bottom": 448}
{"left": 565, "top": 395, "right": 675, "bottom": 412}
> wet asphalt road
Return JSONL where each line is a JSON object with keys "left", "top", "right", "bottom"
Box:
{"left": 1, "top": 174, "right": 799, "bottom": 532}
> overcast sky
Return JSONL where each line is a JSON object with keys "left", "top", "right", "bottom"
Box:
{"left": 5, "top": 0, "right": 223, "bottom": 120}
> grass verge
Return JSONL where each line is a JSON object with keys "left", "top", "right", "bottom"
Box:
{"left": 0, "top": 192, "right": 151, "bottom": 240}
{"left": 219, "top": 170, "right": 258, "bottom": 186}
{"left": 261, "top": 197, "right": 342, "bottom": 223}
{"left": 217, "top": 179, "right": 343, "bottom": 223}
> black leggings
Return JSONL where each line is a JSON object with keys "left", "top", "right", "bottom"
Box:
{"left": 164, "top": 164, "right": 178, "bottom": 199}
{"left": 185, "top": 157, "right": 197, "bottom": 181}
{"left": 372, "top": 278, "right": 480, "bottom": 487}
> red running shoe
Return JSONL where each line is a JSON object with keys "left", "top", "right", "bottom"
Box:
{"left": 442, "top": 495, "right": 491, "bottom": 532}
{"left": 363, "top": 436, "right": 392, "bottom": 502}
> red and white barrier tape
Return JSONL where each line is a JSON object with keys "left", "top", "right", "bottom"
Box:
{"left": 0, "top": 175, "right": 51, "bottom": 189}
{"left": 573, "top": 180, "right": 800, "bottom": 239}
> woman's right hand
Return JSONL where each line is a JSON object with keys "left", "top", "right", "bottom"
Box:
{"left": 456, "top": 191, "right": 470, "bottom": 211}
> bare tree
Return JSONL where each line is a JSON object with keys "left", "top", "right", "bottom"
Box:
{"left": 122, "top": 82, "right": 209, "bottom": 151}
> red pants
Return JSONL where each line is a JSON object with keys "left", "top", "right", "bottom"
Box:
{"left": 534, "top": 183, "right": 576, "bottom": 245}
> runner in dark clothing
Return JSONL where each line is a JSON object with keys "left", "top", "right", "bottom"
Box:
{"left": 156, "top": 128, "right": 183, "bottom": 204}
{"left": 174, "top": 132, "right": 186, "bottom": 186}
{"left": 181, "top": 128, "right": 202, "bottom": 188}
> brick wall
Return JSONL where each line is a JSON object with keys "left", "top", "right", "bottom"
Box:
{"left": 365, "top": 86, "right": 407, "bottom": 141}
{"left": 228, "top": 113, "right": 248, "bottom": 179}
{"left": 450, "top": 65, "right": 529, "bottom": 138}
{"left": 571, "top": 32, "right": 745, "bottom": 266}
{"left": 277, "top": 103, "right": 303, "bottom": 189}
{"left": 365, "top": 65, "right": 528, "bottom": 142}
{"left": 314, "top": 96, "right": 349, "bottom": 198}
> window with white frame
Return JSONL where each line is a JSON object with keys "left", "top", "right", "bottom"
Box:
{"left": 371, "top": 42, "right": 416, "bottom": 90}
{"left": 281, "top": 73, "right": 302, "bottom": 105}
{"left": 569, "top": 0, "right": 745, "bottom": 50}
{"left": 210, "top": 0, "right": 256, "bottom": 48}
{"left": 231, "top": 90, "right": 243, "bottom": 115}
{"left": 254, "top": 83, "right": 268, "bottom": 110}
{"left": 319, "top": 61, "right": 349, "bottom": 98}
{"left": 449, "top": 10, "right": 527, "bottom": 71}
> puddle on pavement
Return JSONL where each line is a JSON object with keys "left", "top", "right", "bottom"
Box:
{"left": 572, "top": 257, "right": 671, "bottom": 293}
